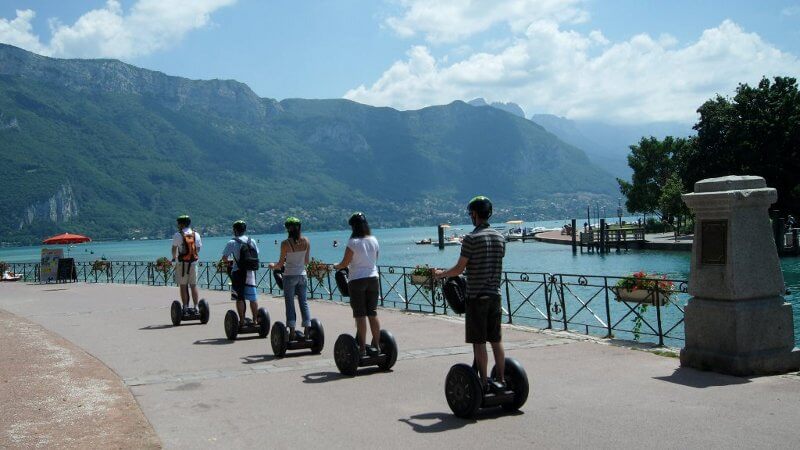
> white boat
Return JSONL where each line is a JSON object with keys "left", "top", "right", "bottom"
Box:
{"left": 442, "top": 234, "right": 462, "bottom": 246}
{"left": 504, "top": 220, "right": 524, "bottom": 239}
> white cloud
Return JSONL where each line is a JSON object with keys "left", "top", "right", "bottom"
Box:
{"left": 0, "top": 0, "right": 235, "bottom": 59}
{"left": 346, "top": 19, "right": 800, "bottom": 123}
{"left": 0, "top": 9, "right": 49, "bottom": 54}
{"left": 385, "top": 0, "right": 588, "bottom": 44}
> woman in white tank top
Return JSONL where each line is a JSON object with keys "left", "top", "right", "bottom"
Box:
{"left": 268, "top": 217, "right": 312, "bottom": 338}
{"left": 333, "top": 212, "right": 382, "bottom": 356}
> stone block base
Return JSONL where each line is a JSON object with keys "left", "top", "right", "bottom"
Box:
{"left": 681, "top": 296, "right": 800, "bottom": 376}
{"left": 680, "top": 346, "right": 800, "bottom": 376}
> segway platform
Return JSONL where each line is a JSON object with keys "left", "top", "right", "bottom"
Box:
{"left": 170, "top": 299, "right": 210, "bottom": 326}
{"left": 333, "top": 329, "right": 398, "bottom": 376}
{"left": 444, "top": 357, "right": 529, "bottom": 418}
{"left": 224, "top": 307, "right": 270, "bottom": 340}
{"left": 270, "top": 318, "right": 325, "bottom": 357}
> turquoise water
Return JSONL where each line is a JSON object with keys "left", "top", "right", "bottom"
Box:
{"left": 1, "top": 219, "right": 693, "bottom": 277}
{"left": 2, "top": 220, "right": 798, "bottom": 345}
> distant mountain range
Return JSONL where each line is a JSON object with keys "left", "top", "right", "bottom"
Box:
{"left": 466, "top": 99, "right": 693, "bottom": 178}
{"left": 0, "top": 44, "right": 621, "bottom": 243}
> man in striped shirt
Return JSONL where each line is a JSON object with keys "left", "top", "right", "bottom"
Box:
{"left": 435, "top": 196, "right": 507, "bottom": 391}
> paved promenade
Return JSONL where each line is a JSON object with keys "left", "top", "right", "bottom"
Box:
{"left": 1, "top": 282, "right": 799, "bottom": 449}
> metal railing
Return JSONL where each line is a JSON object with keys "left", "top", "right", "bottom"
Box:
{"left": 3, "top": 261, "right": 689, "bottom": 346}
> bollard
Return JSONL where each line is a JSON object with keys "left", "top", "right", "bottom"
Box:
{"left": 437, "top": 225, "right": 445, "bottom": 250}
{"left": 571, "top": 218, "right": 577, "bottom": 253}
{"left": 599, "top": 219, "right": 606, "bottom": 254}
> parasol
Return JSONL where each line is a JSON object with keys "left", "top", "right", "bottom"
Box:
{"left": 42, "top": 233, "right": 92, "bottom": 245}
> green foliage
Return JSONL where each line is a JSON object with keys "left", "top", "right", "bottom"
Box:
{"left": 658, "top": 173, "right": 690, "bottom": 223}
{"left": 684, "top": 76, "right": 800, "bottom": 214}
{"left": 617, "top": 136, "right": 691, "bottom": 218}
{"left": 621, "top": 76, "right": 800, "bottom": 219}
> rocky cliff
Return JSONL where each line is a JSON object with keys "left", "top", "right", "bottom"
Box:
{"left": 18, "top": 183, "right": 78, "bottom": 230}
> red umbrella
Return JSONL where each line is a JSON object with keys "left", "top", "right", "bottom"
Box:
{"left": 42, "top": 233, "right": 92, "bottom": 245}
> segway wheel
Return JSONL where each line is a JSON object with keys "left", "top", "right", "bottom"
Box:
{"left": 198, "top": 299, "right": 210, "bottom": 324}
{"left": 333, "top": 334, "right": 359, "bottom": 376}
{"left": 492, "top": 357, "right": 529, "bottom": 411}
{"left": 271, "top": 321, "right": 288, "bottom": 357}
{"left": 310, "top": 318, "right": 325, "bottom": 354}
{"left": 170, "top": 301, "right": 182, "bottom": 326}
{"left": 445, "top": 363, "right": 483, "bottom": 418}
{"left": 257, "top": 308, "right": 271, "bottom": 338}
{"left": 224, "top": 310, "right": 239, "bottom": 340}
{"left": 377, "top": 329, "right": 398, "bottom": 371}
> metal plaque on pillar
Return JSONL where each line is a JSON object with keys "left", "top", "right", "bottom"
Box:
{"left": 700, "top": 220, "right": 727, "bottom": 265}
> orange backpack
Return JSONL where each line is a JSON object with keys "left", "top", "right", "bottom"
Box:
{"left": 179, "top": 231, "right": 199, "bottom": 263}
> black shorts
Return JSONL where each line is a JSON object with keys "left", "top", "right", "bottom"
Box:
{"left": 465, "top": 294, "right": 502, "bottom": 344}
{"left": 348, "top": 277, "right": 379, "bottom": 318}
{"left": 230, "top": 269, "right": 246, "bottom": 302}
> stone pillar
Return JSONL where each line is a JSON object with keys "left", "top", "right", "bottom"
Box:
{"left": 680, "top": 175, "right": 800, "bottom": 375}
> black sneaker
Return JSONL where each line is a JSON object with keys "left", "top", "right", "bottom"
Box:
{"left": 366, "top": 346, "right": 380, "bottom": 357}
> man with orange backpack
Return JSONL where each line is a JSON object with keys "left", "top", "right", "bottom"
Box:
{"left": 171, "top": 215, "right": 203, "bottom": 314}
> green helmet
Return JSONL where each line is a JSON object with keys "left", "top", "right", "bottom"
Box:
{"left": 284, "top": 217, "right": 301, "bottom": 228}
{"left": 177, "top": 214, "right": 191, "bottom": 226}
{"left": 467, "top": 196, "right": 493, "bottom": 219}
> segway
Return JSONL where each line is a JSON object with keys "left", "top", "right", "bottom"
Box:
{"left": 224, "top": 307, "right": 270, "bottom": 340}
{"left": 273, "top": 267, "right": 284, "bottom": 290}
{"left": 270, "top": 318, "right": 325, "bottom": 357}
{"left": 442, "top": 275, "right": 466, "bottom": 314}
{"left": 333, "top": 329, "right": 398, "bottom": 376}
{"left": 335, "top": 268, "right": 349, "bottom": 297}
{"left": 444, "top": 357, "right": 529, "bottom": 418}
{"left": 170, "top": 299, "right": 210, "bottom": 326}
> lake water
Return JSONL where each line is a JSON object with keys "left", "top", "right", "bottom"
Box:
{"left": 2, "top": 220, "right": 799, "bottom": 345}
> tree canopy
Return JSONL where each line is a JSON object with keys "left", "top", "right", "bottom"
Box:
{"left": 617, "top": 136, "right": 692, "bottom": 219}
{"left": 621, "top": 76, "right": 800, "bottom": 217}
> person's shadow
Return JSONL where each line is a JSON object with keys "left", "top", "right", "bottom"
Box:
{"left": 399, "top": 409, "right": 523, "bottom": 433}
{"left": 302, "top": 367, "right": 389, "bottom": 383}
{"left": 140, "top": 323, "right": 202, "bottom": 330}
{"left": 398, "top": 412, "right": 474, "bottom": 433}
{"left": 302, "top": 371, "right": 346, "bottom": 383}
{"left": 193, "top": 338, "right": 235, "bottom": 345}
{"left": 241, "top": 354, "right": 279, "bottom": 364}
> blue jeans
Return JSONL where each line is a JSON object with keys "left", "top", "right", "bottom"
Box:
{"left": 283, "top": 275, "right": 310, "bottom": 328}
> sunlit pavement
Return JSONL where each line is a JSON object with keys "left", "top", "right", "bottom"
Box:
{"left": 1, "top": 282, "right": 799, "bottom": 449}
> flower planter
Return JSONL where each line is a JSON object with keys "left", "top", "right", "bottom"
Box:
{"left": 410, "top": 274, "right": 432, "bottom": 286}
{"left": 616, "top": 289, "right": 669, "bottom": 306}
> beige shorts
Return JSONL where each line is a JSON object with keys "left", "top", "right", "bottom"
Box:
{"left": 174, "top": 262, "right": 197, "bottom": 286}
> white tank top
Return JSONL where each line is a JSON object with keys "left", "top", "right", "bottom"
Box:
{"left": 284, "top": 240, "right": 307, "bottom": 276}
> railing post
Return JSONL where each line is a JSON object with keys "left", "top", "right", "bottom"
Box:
{"left": 544, "top": 274, "right": 552, "bottom": 329}
{"left": 402, "top": 267, "right": 409, "bottom": 310}
{"left": 559, "top": 274, "right": 568, "bottom": 331}
{"left": 504, "top": 272, "right": 512, "bottom": 324}
{"left": 377, "top": 267, "right": 384, "bottom": 306}
{"left": 326, "top": 269, "right": 333, "bottom": 300}
{"left": 603, "top": 277, "right": 613, "bottom": 338}
{"left": 430, "top": 276, "right": 436, "bottom": 314}
{"left": 655, "top": 291, "right": 665, "bottom": 346}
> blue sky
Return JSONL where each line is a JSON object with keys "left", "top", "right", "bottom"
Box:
{"left": 1, "top": 1, "right": 799, "bottom": 123}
